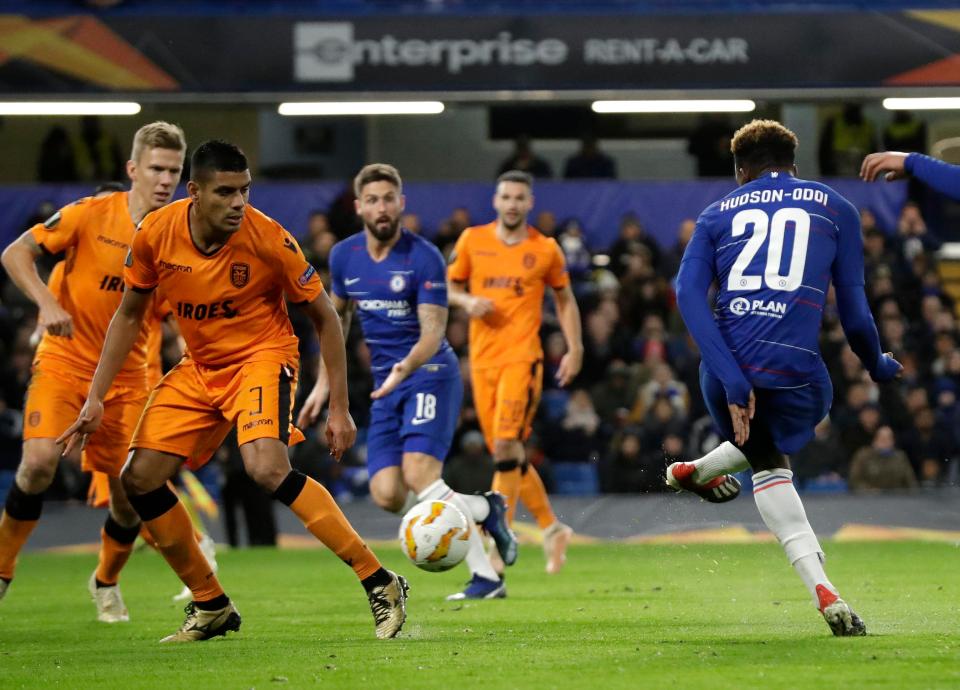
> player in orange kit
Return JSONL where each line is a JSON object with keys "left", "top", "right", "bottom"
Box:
{"left": 59, "top": 140, "right": 408, "bottom": 642}
{"left": 447, "top": 170, "right": 583, "bottom": 578}
{"left": 0, "top": 123, "right": 186, "bottom": 622}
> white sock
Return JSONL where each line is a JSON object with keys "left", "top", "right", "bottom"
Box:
{"left": 416, "top": 480, "right": 489, "bottom": 522}
{"left": 752, "top": 469, "right": 836, "bottom": 607}
{"left": 794, "top": 553, "right": 836, "bottom": 607}
{"left": 417, "top": 480, "right": 499, "bottom": 581}
{"left": 692, "top": 442, "right": 750, "bottom": 483}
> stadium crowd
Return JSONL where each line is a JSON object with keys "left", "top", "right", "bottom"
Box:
{"left": 1, "top": 187, "right": 956, "bottom": 512}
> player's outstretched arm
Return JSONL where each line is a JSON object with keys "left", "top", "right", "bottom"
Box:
{"left": 371, "top": 303, "right": 447, "bottom": 400}
{"left": 552, "top": 284, "right": 584, "bottom": 387}
{"left": 863, "top": 151, "right": 960, "bottom": 201}
{"left": 1, "top": 231, "right": 73, "bottom": 336}
{"left": 301, "top": 290, "right": 356, "bottom": 460}
{"left": 56, "top": 288, "right": 151, "bottom": 455}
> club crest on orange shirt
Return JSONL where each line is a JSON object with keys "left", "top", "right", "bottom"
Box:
{"left": 522, "top": 252, "right": 536, "bottom": 269}
{"left": 230, "top": 262, "right": 250, "bottom": 288}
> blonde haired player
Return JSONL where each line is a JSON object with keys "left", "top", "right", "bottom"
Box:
{"left": 448, "top": 170, "right": 582, "bottom": 583}
{"left": 0, "top": 122, "right": 186, "bottom": 622}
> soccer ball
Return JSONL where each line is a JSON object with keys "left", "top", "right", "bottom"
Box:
{"left": 398, "top": 500, "right": 470, "bottom": 572}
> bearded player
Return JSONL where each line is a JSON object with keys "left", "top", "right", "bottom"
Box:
{"left": 299, "top": 163, "right": 518, "bottom": 600}
{"left": 448, "top": 171, "right": 583, "bottom": 587}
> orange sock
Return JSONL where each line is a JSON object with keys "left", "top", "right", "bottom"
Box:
{"left": 0, "top": 484, "right": 44, "bottom": 582}
{"left": 492, "top": 463, "right": 523, "bottom": 524}
{"left": 94, "top": 516, "right": 140, "bottom": 586}
{"left": 131, "top": 487, "right": 223, "bottom": 603}
{"left": 276, "top": 473, "right": 381, "bottom": 581}
{"left": 519, "top": 465, "right": 557, "bottom": 530}
{"left": 0, "top": 513, "right": 38, "bottom": 581}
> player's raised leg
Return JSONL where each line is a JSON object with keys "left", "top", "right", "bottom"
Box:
{"left": 0, "top": 438, "right": 60, "bottom": 599}
{"left": 244, "top": 438, "right": 407, "bottom": 639}
{"left": 122, "top": 448, "right": 239, "bottom": 642}
{"left": 665, "top": 441, "right": 747, "bottom": 503}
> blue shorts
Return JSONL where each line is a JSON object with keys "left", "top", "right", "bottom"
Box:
{"left": 365, "top": 367, "right": 463, "bottom": 478}
{"left": 700, "top": 364, "right": 832, "bottom": 455}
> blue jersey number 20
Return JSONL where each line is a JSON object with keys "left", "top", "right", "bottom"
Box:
{"left": 727, "top": 208, "right": 810, "bottom": 293}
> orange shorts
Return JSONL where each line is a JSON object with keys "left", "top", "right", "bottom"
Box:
{"left": 131, "top": 357, "right": 305, "bottom": 469}
{"left": 23, "top": 360, "right": 148, "bottom": 476}
{"left": 471, "top": 359, "right": 543, "bottom": 452}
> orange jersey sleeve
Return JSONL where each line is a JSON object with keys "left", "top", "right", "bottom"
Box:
{"left": 32, "top": 192, "right": 151, "bottom": 387}
{"left": 29, "top": 198, "right": 90, "bottom": 255}
{"left": 125, "top": 200, "right": 322, "bottom": 367}
{"left": 452, "top": 223, "right": 569, "bottom": 368}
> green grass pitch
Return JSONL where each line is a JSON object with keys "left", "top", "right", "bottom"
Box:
{"left": 0, "top": 542, "right": 957, "bottom": 689}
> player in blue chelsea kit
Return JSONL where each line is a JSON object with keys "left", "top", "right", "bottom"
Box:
{"left": 299, "top": 164, "right": 517, "bottom": 597}
{"left": 670, "top": 121, "right": 901, "bottom": 636}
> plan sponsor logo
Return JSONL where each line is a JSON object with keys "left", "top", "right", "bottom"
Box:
{"left": 729, "top": 297, "right": 786, "bottom": 319}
